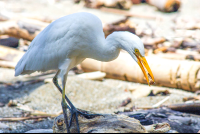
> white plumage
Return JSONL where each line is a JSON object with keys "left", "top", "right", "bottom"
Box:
{"left": 15, "top": 12, "right": 154, "bottom": 133}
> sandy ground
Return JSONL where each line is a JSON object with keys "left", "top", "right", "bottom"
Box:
{"left": 0, "top": 0, "right": 200, "bottom": 133}
{"left": 0, "top": 68, "right": 196, "bottom": 133}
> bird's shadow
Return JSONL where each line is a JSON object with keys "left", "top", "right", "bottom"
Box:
{"left": 0, "top": 81, "right": 44, "bottom": 104}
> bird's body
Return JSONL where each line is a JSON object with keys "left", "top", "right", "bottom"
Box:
{"left": 15, "top": 12, "right": 154, "bottom": 133}
{"left": 15, "top": 12, "right": 102, "bottom": 76}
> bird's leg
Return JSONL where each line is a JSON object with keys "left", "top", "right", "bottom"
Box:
{"left": 61, "top": 75, "right": 103, "bottom": 132}
{"left": 61, "top": 83, "right": 71, "bottom": 133}
{"left": 53, "top": 71, "right": 70, "bottom": 133}
{"left": 61, "top": 73, "right": 81, "bottom": 133}
{"left": 53, "top": 71, "right": 71, "bottom": 110}
{"left": 54, "top": 70, "right": 103, "bottom": 133}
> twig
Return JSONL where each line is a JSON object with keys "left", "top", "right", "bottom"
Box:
{"left": 16, "top": 104, "right": 59, "bottom": 117}
{"left": 0, "top": 116, "right": 49, "bottom": 122}
{"left": 152, "top": 96, "right": 170, "bottom": 108}
{"left": 30, "top": 112, "right": 59, "bottom": 118}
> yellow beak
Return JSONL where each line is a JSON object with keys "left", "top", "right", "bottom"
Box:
{"left": 135, "top": 54, "right": 155, "bottom": 86}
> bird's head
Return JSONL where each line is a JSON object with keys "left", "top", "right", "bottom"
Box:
{"left": 111, "top": 31, "right": 155, "bottom": 85}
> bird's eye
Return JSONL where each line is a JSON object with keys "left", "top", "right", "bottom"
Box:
{"left": 135, "top": 49, "right": 139, "bottom": 53}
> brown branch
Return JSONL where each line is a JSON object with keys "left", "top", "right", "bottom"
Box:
{"left": 167, "top": 102, "right": 200, "bottom": 113}
{"left": 0, "top": 19, "right": 48, "bottom": 41}
{"left": 0, "top": 116, "right": 49, "bottom": 122}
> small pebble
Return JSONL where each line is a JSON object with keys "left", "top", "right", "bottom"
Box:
{"left": 167, "top": 130, "right": 179, "bottom": 133}
{"left": 0, "top": 122, "right": 9, "bottom": 129}
{"left": 25, "top": 129, "right": 53, "bottom": 133}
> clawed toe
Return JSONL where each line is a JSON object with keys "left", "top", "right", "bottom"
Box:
{"left": 77, "top": 110, "right": 103, "bottom": 119}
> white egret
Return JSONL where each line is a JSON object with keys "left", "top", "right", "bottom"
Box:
{"left": 15, "top": 12, "right": 154, "bottom": 133}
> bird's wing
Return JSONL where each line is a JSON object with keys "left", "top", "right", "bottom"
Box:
{"left": 15, "top": 12, "right": 104, "bottom": 76}
{"left": 15, "top": 14, "right": 81, "bottom": 76}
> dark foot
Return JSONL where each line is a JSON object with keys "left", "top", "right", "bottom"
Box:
{"left": 68, "top": 106, "right": 104, "bottom": 133}
{"left": 77, "top": 108, "right": 104, "bottom": 119}
{"left": 61, "top": 101, "right": 70, "bottom": 133}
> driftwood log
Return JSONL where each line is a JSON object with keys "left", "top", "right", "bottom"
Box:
{"left": 120, "top": 107, "right": 200, "bottom": 133}
{"left": 146, "top": 0, "right": 181, "bottom": 12}
{"left": 77, "top": 0, "right": 133, "bottom": 10}
{"left": 0, "top": 19, "right": 48, "bottom": 41}
{"left": 80, "top": 52, "right": 200, "bottom": 92}
{"left": 167, "top": 102, "right": 200, "bottom": 114}
{"left": 0, "top": 45, "right": 25, "bottom": 68}
{"left": 52, "top": 109, "right": 170, "bottom": 133}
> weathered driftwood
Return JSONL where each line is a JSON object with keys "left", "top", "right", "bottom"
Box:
{"left": 146, "top": 0, "right": 181, "bottom": 12}
{"left": 81, "top": 0, "right": 133, "bottom": 10}
{"left": 167, "top": 102, "right": 200, "bottom": 114}
{"left": 0, "top": 60, "right": 16, "bottom": 68}
{"left": 143, "top": 123, "right": 170, "bottom": 133}
{"left": 52, "top": 109, "right": 170, "bottom": 133}
{"left": 53, "top": 113, "right": 146, "bottom": 133}
{"left": 0, "top": 45, "right": 25, "bottom": 68}
{"left": 0, "top": 45, "right": 24, "bottom": 62}
{"left": 76, "top": 71, "right": 106, "bottom": 81}
{"left": 81, "top": 52, "right": 200, "bottom": 91}
{"left": 120, "top": 107, "right": 200, "bottom": 133}
{"left": 0, "top": 19, "right": 48, "bottom": 41}
{"left": 183, "top": 96, "right": 200, "bottom": 102}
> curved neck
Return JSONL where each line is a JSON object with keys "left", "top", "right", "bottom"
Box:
{"left": 86, "top": 31, "right": 141, "bottom": 63}
{"left": 90, "top": 34, "right": 121, "bottom": 62}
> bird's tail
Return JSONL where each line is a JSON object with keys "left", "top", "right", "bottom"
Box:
{"left": 15, "top": 51, "right": 34, "bottom": 76}
{"left": 15, "top": 56, "right": 26, "bottom": 76}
